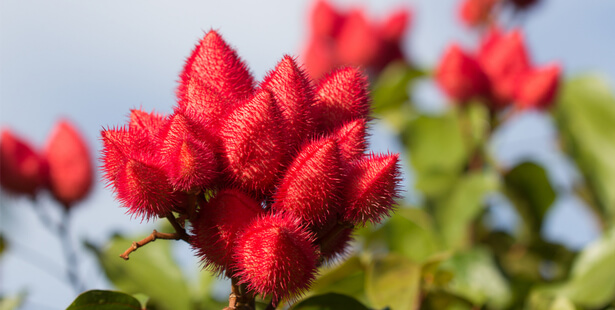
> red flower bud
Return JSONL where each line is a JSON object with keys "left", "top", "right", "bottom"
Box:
{"left": 221, "top": 89, "right": 288, "bottom": 195}
{"left": 332, "top": 119, "right": 368, "bottom": 162}
{"left": 342, "top": 153, "right": 401, "bottom": 226}
{"left": 261, "top": 56, "right": 317, "bottom": 149}
{"left": 314, "top": 67, "right": 371, "bottom": 133}
{"left": 160, "top": 113, "right": 218, "bottom": 192}
{"left": 459, "top": 0, "right": 497, "bottom": 27}
{"left": 0, "top": 130, "right": 47, "bottom": 196}
{"left": 272, "top": 137, "right": 343, "bottom": 227}
{"left": 436, "top": 43, "right": 489, "bottom": 102}
{"left": 234, "top": 213, "right": 318, "bottom": 303}
{"left": 45, "top": 120, "right": 93, "bottom": 208}
{"left": 479, "top": 29, "right": 531, "bottom": 106}
{"left": 515, "top": 63, "right": 560, "bottom": 110}
{"left": 178, "top": 30, "right": 255, "bottom": 103}
{"left": 192, "top": 188, "right": 263, "bottom": 272}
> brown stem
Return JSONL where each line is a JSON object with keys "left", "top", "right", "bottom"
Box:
{"left": 119, "top": 229, "right": 184, "bottom": 260}
{"left": 224, "top": 277, "right": 255, "bottom": 310}
{"left": 165, "top": 212, "right": 190, "bottom": 242}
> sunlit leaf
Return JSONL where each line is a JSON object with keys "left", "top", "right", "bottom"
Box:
{"left": 292, "top": 293, "right": 370, "bottom": 310}
{"left": 309, "top": 256, "right": 367, "bottom": 304}
{"left": 65, "top": 290, "right": 141, "bottom": 310}
{"left": 365, "top": 254, "right": 421, "bottom": 310}
{"left": 372, "top": 61, "right": 425, "bottom": 115}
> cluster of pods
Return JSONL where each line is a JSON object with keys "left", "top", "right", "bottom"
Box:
{"left": 101, "top": 30, "right": 401, "bottom": 302}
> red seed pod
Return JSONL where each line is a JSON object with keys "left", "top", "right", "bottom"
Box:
{"left": 302, "top": 36, "right": 338, "bottom": 80}
{"left": 191, "top": 188, "right": 262, "bottom": 273}
{"left": 221, "top": 89, "right": 288, "bottom": 195}
{"left": 318, "top": 223, "right": 354, "bottom": 262}
{"left": 261, "top": 56, "right": 317, "bottom": 149}
{"left": 272, "top": 137, "right": 343, "bottom": 227}
{"left": 336, "top": 9, "right": 381, "bottom": 69}
{"left": 0, "top": 129, "right": 47, "bottom": 196}
{"left": 178, "top": 30, "right": 255, "bottom": 103}
{"left": 160, "top": 113, "right": 218, "bottom": 192}
{"left": 310, "top": 0, "right": 344, "bottom": 38}
{"left": 314, "top": 67, "right": 371, "bottom": 133}
{"left": 515, "top": 63, "right": 560, "bottom": 110}
{"left": 342, "top": 153, "right": 401, "bottom": 226}
{"left": 177, "top": 76, "right": 235, "bottom": 133}
{"left": 458, "top": 0, "right": 497, "bottom": 27}
{"left": 479, "top": 29, "right": 531, "bottom": 106}
{"left": 436, "top": 43, "right": 489, "bottom": 103}
{"left": 379, "top": 9, "right": 411, "bottom": 43}
{"left": 332, "top": 118, "right": 368, "bottom": 162}
{"left": 45, "top": 120, "right": 93, "bottom": 209}
{"left": 234, "top": 213, "right": 318, "bottom": 303}
{"left": 129, "top": 109, "right": 166, "bottom": 135}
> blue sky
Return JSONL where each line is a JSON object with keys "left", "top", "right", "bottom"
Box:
{"left": 1, "top": 0, "right": 614, "bottom": 309}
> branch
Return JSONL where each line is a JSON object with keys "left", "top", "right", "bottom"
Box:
{"left": 166, "top": 212, "right": 190, "bottom": 242}
{"left": 119, "top": 229, "right": 183, "bottom": 260}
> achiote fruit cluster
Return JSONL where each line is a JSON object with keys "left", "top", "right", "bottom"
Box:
{"left": 101, "top": 30, "right": 401, "bottom": 303}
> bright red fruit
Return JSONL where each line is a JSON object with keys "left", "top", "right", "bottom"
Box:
{"left": 0, "top": 130, "right": 47, "bottom": 196}
{"left": 314, "top": 67, "right": 371, "bottom": 133}
{"left": 310, "top": 0, "right": 344, "bottom": 38}
{"left": 192, "top": 188, "right": 262, "bottom": 272}
{"left": 261, "top": 56, "right": 316, "bottom": 149}
{"left": 343, "top": 153, "right": 401, "bottom": 226}
{"left": 221, "top": 89, "right": 288, "bottom": 195}
{"left": 459, "top": 0, "right": 497, "bottom": 27}
{"left": 273, "top": 137, "right": 343, "bottom": 227}
{"left": 436, "top": 43, "right": 489, "bottom": 103}
{"left": 515, "top": 63, "right": 560, "bottom": 110}
{"left": 234, "top": 213, "right": 318, "bottom": 303}
{"left": 479, "top": 29, "right": 531, "bottom": 106}
{"left": 178, "top": 30, "right": 255, "bottom": 103}
{"left": 332, "top": 119, "right": 368, "bottom": 162}
{"left": 45, "top": 120, "right": 93, "bottom": 208}
{"left": 336, "top": 9, "right": 381, "bottom": 70}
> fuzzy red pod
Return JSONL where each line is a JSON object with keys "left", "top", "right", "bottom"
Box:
{"left": 314, "top": 67, "right": 371, "bottom": 133}
{"left": 379, "top": 9, "right": 411, "bottom": 43}
{"left": 479, "top": 29, "right": 531, "bottom": 106}
{"left": 342, "top": 153, "right": 401, "bottom": 226}
{"left": 177, "top": 78, "right": 234, "bottom": 133}
{"left": 336, "top": 9, "right": 381, "bottom": 69}
{"left": 129, "top": 109, "right": 166, "bottom": 135}
{"left": 221, "top": 89, "right": 289, "bottom": 195}
{"left": 459, "top": 0, "right": 497, "bottom": 27}
{"left": 261, "top": 56, "right": 317, "bottom": 150}
{"left": 0, "top": 129, "right": 47, "bottom": 196}
{"left": 160, "top": 112, "right": 218, "bottom": 192}
{"left": 101, "top": 127, "right": 177, "bottom": 220}
{"left": 436, "top": 43, "right": 490, "bottom": 103}
{"left": 178, "top": 30, "right": 255, "bottom": 103}
{"left": 515, "top": 63, "right": 560, "bottom": 110}
{"left": 319, "top": 226, "right": 354, "bottom": 262}
{"left": 44, "top": 120, "right": 93, "bottom": 208}
{"left": 310, "top": 0, "right": 345, "bottom": 38}
{"left": 234, "top": 213, "right": 318, "bottom": 304}
{"left": 191, "top": 188, "right": 263, "bottom": 273}
{"left": 302, "top": 36, "right": 339, "bottom": 81}
{"left": 332, "top": 118, "right": 368, "bottom": 162}
{"left": 272, "top": 137, "right": 343, "bottom": 227}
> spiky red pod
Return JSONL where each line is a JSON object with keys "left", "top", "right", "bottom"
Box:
{"left": 458, "top": 0, "right": 497, "bottom": 27}
{"left": 45, "top": 120, "right": 93, "bottom": 208}
{"left": 129, "top": 109, "right": 165, "bottom": 134}
{"left": 332, "top": 118, "right": 368, "bottom": 162}
{"left": 234, "top": 213, "right": 318, "bottom": 303}
{"left": 0, "top": 129, "right": 47, "bottom": 196}
{"left": 261, "top": 56, "right": 316, "bottom": 149}
{"left": 101, "top": 127, "right": 176, "bottom": 220}
{"left": 515, "top": 63, "right": 560, "bottom": 110}
{"left": 310, "top": 0, "right": 344, "bottom": 38}
{"left": 436, "top": 43, "right": 489, "bottom": 103}
{"left": 160, "top": 113, "right": 218, "bottom": 192}
{"left": 319, "top": 226, "right": 354, "bottom": 262}
{"left": 336, "top": 10, "right": 381, "bottom": 70}
{"left": 177, "top": 78, "right": 234, "bottom": 133}
{"left": 221, "top": 89, "right": 288, "bottom": 195}
{"left": 342, "top": 153, "right": 401, "bottom": 226}
{"left": 314, "top": 67, "right": 371, "bottom": 133}
{"left": 178, "top": 30, "right": 255, "bottom": 103}
{"left": 191, "top": 188, "right": 262, "bottom": 273}
{"left": 302, "top": 37, "right": 338, "bottom": 81}
{"left": 479, "top": 29, "right": 531, "bottom": 106}
{"left": 272, "top": 137, "right": 343, "bottom": 227}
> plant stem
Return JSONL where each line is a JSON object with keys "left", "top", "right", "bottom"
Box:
{"left": 119, "top": 229, "right": 185, "bottom": 260}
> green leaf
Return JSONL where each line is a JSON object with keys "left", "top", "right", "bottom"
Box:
{"left": 404, "top": 111, "right": 468, "bottom": 198}
{"left": 309, "top": 256, "right": 367, "bottom": 303}
{"left": 86, "top": 233, "right": 192, "bottom": 310}
{"left": 504, "top": 162, "right": 556, "bottom": 238}
{"left": 560, "top": 228, "right": 615, "bottom": 308}
{"left": 292, "top": 293, "right": 370, "bottom": 310}
{"left": 438, "top": 247, "right": 512, "bottom": 309}
{"left": 65, "top": 290, "right": 142, "bottom": 310}
{"left": 436, "top": 171, "right": 499, "bottom": 249}
{"left": 554, "top": 75, "right": 615, "bottom": 224}
{"left": 365, "top": 254, "right": 421, "bottom": 310}
{"left": 372, "top": 61, "right": 425, "bottom": 115}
